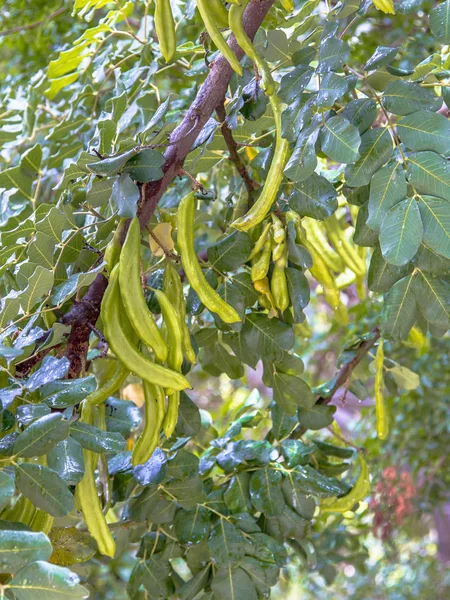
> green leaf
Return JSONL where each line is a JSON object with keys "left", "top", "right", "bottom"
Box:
{"left": 281, "top": 476, "right": 316, "bottom": 519}
{"left": 285, "top": 267, "right": 310, "bottom": 322}
{"left": 430, "top": 0, "right": 450, "bottom": 43}
{"left": 19, "top": 266, "right": 54, "bottom": 314}
{"left": 354, "top": 201, "right": 379, "bottom": 246}
{"left": 15, "top": 463, "right": 74, "bottom": 517}
{"left": 14, "top": 414, "right": 70, "bottom": 458}
{"left": 367, "top": 162, "right": 407, "bottom": 231}
{"left": 413, "top": 271, "right": 449, "bottom": 330}
{"left": 278, "top": 65, "right": 314, "bottom": 104}
{"left": 315, "top": 72, "right": 348, "bottom": 108}
{"left": 0, "top": 470, "right": 14, "bottom": 513}
{"left": 417, "top": 195, "right": 450, "bottom": 259}
{"left": 397, "top": 111, "right": 450, "bottom": 154}
{"left": 284, "top": 136, "right": 317, "bottom": 183}
{"left": 9, "top": 561, "right": 89, "bottom": 599}
{"left": 87, "top": 148, "right": 139, "bottom": 176}
{"left": 379, "top": 198, "right": 423, "bottom": 266}
{"left": 407, "top": 152, "right": 450, "bottom": 202}
{"left": 0, "top": 531, "right": 52, "bottom": 574}
{"left": 123, "top": 149, "right": 165, "bottom": 183}
{"left": 341, "top": 98, "right": 377, "bottom": 134}
{"left": 211, "top": 567, "right": 257, "bottom": 600}
{"left": 86, "top": 177, "right": 115, "bottom": 207}
{"left": 178, "top": 565, "right": 211, "bottom": 600}
{"left": 49, "top": 527, "right": 97, "bottom": 566}
{"left": 47, "top": 438, "right": 85, "bottom": 485}
{"left": 364, "top": 46, "right": 398, "bottom": 71}
{"left": 317, "top": 37, "right": 349, "bottom": 73}
{"left": 225, "top": 314, "right": 294, "bottom": 369}
{"left": 175, "top": 392, "right": 202, "bottom": 438}
{"left": 382, "top": 80, "right": 442, "bottom": 115}
{"left": 69, "top": 422, "right": 126, "bottom": 453}
{"left": 345, "top": 128, "right": 393, "bottom": 187}
{"left": 218, "top": 272, "right": 259, "bottom": 322}
{"left": 279, "top": 440, "right": 316, "bottom": 467}
{"left": 0, "top": 166, "right": 33, "bottom": 199}
{"left": 51, "top": 269, "right": 104, "bottom": 307}
{"left": 111, "top": 173, "right": 140, "bottom": 217}
{"left": 382, "top": 273, "right": 418, "bottom": 340}
{"left": 208, "top": 520, "right": 246, "bottom": 566}
{"left": 288, "top": 173, "right": 338, "bottom": 220}
{"left": 42, "top": 376, "right": 96, "bottom": 408}
{"left": 224, "top": 473, "right": 252, "bottom": 514}
{"left": 249, "top": 469, "right": 285, "bottom": 516}
{"left": 164, "top": 476, "right": 205, "bottom": 509}
{"left": 208, "top": 231, "right": 252, "bottom": 271}
{"left": 289, "top": 465, "right": 345, "bottom": 498}
{"left": 368, "top": 245, "right": 412, "bottom": 293}
{"left": 320, "top": 116, "right": 361, "bottom": 164}
{"left": 297, "top": 404, "right": 335, "bottom": 430}
{"left": 25, "top": 356, "right": 69, "bottom": 392}
{"left": 387, "top": 366, "right": 420, "bottom": 391}
{"left": 36, "top": 207, "right": 69, "bottom": 243}
{"left": 271, "top": 404, "right": 297, "bottom": 440}
{"left": 174, "top": 507, "right": 210, "bottom": 544}
{"left": 272, "top": 372, "right": 315, "bottom": 415}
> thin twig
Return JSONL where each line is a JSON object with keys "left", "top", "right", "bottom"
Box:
{"left": 0, "top": 6, "right": 66, "bottom": 37}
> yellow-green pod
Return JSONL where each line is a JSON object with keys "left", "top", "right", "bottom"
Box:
{"left": 132, "top": 382, "right": 165, "bottom": 466}
{"left": 163, "top": 390, "right": 180, "bottom": 438}
{"left": 320, "top": 454, "right": 370, "bottom": 513}
{"left": 248, "top": 221, "right": 272, "bottom": 260}
{"left": 154, "top": 289, "right": 184, "bottom": 373}
{"left": 375, "top": 339, "right": 388, "bottom": 440}
{"left": 85, "top": 363, "right": 129, "bottom": 407}
{"left": 251, "top": 239, "right": 272, "bottom": 282}
{"left": 155, "top": 0, "right": 177, "bottom": 63}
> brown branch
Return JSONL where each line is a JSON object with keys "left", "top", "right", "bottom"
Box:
{"left": 0, "top": 6, "right": 66, "bottom": 37}
{"left": 216, "top": 100, "right": 258, "bottom": 203}
{"left": 59, "top": 0, "right": 275, "bottom": 377}
{"left": 291, "top": 327, "right": 381, "bottom": 439}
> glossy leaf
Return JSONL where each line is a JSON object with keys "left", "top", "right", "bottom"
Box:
{"left": 320, "top": 116, "right": 361, "bottom": 164}
{"left": 15, "top": 463, "right": 74, "bottom": 517}
{"left": 367, "top": 162, "right": 407, "bottom": 231}
{"left": 379, "top": 198, "right": 423, "bottom": 266}
{"left": 345, "top": 128, "right": 393, "bottom": 187}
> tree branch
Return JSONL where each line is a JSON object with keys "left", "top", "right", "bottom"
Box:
{"left": 0, "top": 6, "right": 66, "bottom": 37}
{"left": 60, "top": 0, "right": 275, "bottom": 377}
{"left": 291, "top": 327, "right": 381, "bottom": 439}
{"left": 216, "top": 100, "right": 258, "bottom": 202}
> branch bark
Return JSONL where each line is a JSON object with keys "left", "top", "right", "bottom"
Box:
{"left": 62, "top": 0, "right": 275, "bottom": 376}
{"left": 216, "top": 101, "right": 258, "bottom": 202}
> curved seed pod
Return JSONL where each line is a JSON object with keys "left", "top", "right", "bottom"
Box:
{"left": 320, "top": 454, "right": 370, "bottom": 513}
{"left": 132, "top": 383, "right": 165, "bottom": 466}
{"left": 163, "top": 390, "right": 180, "bottom": 438}
{"left": 375, "top": 339, "right": 388, "bottom": 440}
{"left": 177, "top": 192, "right": 240, "bottom": 323}
{"left": 154, "top": 289, "right": 184, "bottom": 373}
{"left": 251, "top": 239, "right": 272, "bottom": 282}
{"left": 119, "top": 218, "right": 168, "bottom": 363}
{"left": 248, "top": 220, "right": 272, "bottom": 260}
{"left": 209, "top": 0, "right": 229, "bottom": 28}
{"left": 85, "top": 364, "right": 129, "bottom": 407}
{"left": 197, "top": 0, "right": 243, "bottom": 75}
{"left": 101, "top": 266, "right": 190, "bottom": 391}
{"left": 325, "top": 215, "right": 365, "bottom": 277}
{"left": 155, "top": 0, "right": 177, "bottom": 63}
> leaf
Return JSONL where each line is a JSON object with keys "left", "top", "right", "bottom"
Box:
{"left": 25, "top": 356, "right": 70, "bottom": 392}
{"left": 0, "top": 471, "right": 14, "bottom": 513}
{"left": 341, "top": 99, "right": 377, "bottom": 134}
{"left": 285, "top": 267, "right": 310, "bottom": 322}
{"left": 87, "top": 148, "right": 139, "bottom": 176}
{"left": 249, "top": 469, "right": 285, "bottom": 516}
{"left": 407, "top": 152, "right": 450, "bottom": 202}
{"left": 208, "top": 520, "right": 246, "bottom": 566}
{"left": 174, "top": 391, "right": 202, "bottom": 438}
{"left": 36, "top": 207, "right": 68, "bottom": 243}
{"left": 69, "top": 422, "right": 126, "bottom": 453}
{"left": 49, "top": 527, "right": 97, "bottom": 566}
{"left": 430, "top": 0, "right": 450, "bottom": 43}
{"left": 382, "top": 273, "right": 418, "bottom": 340}
{"left": 315, "top": 72, "right": 348, "bottom": 108}
{"left": 14, "top": 414, "right": 70, "bottom": 458}
{"left": 211, "top": 567, "right": 258, "bottom": 600}
{"left": 272, "top": 372, "right": 315, "bottom": 415}
{"left": 413, "top": 271, "right": 449, "bottom": 330}
{"left": 0, "top": 531, "right": 52, "bottom": 574}
{"left": 297, "top": 404, "right": 335, "bottom": 430}
{"left": 288, "top": 173, "right": 338, "bottom": 220}
{"left": 387, "top": 366, "right": 420, "bottom": 391}
{"left": 15, "top": 463, "right": 74, "bottom": 517}
{"left": 279, "top": 440, "right": 316, "bottom": 468}
{"left": 86, "top": 177, "right": 115, "bottom": 207}
{"left": 368, "top": 245, "right": 412, "bottom": 293}
{"left": 123, "top": 149, "right": 165, "bottom": 183}
{"left": 382, "top": 80, "right": 442, "bottom": 116}
{"left": 149, "top": 222, "right": 174, "bottom": 257}
{"left": 50, "top": 268, "right": 104, "bottom": 307}
{"left": 345, "top": 128, "right": 393, "bottom": 187}
{"left": 364, "top": 46, "right": 398, "bottom": 71}
{"left": 164, "top": 476, "right": 205, "bottom": 509}
{"left": 111, "top": 173, "right": 140, "bottom": 217}
{"left": 178, "top": 565, "right": 211, "bottom": 600}
{"left": 224, "top": 473, "right": 252, "bottom": 514}
{"left": 278, "top": 65, "right": 314, "bottom": 104}
{"left": 379, "top": 198, "right": 423, "bottom": 266}
{"left": 133, "top": 447, "right": 167, "bottom": 485}
{"left": 225, "top": 314, "right": 295, "bottom": 369}
{"left": 367, "top": 162, "right": 407, "bottom": 231}
{"left": 289, "top": 465, "right": 346, "bottom": 497}
{"left": 284, "top": 136, "right": 317, "bottom": 183}
{"left": 105, "top": 397, "right": 141, "bottom": 437}
{"left": 417, "top": 195, "right": 450, "bottom": 259}
{"left": 320, "top": 116, "right": 361, "bottom": 164}
{"left": 42, "top": 376, "right": 97, "bottom": 408}
{"left": 208, "top": 231, "right": 252, "bottom": 271}
{"left": 317, "top": 37, "right": 350, "bottom": 73}
{"left": 20, "top": 144, "right": 43, "bottom": 176}
{"left": 174, "top": 507, "right": 211, "bottom": 544}
{"left": 271, "top": 404, "right": 297, "bottom": 440}
{"left": 397, "top": 111, "right": 450, "bottom": 154}
{"left": 19, "top": 266, "right": 54, "bottom": 314}
{"left": 47, "top": 438, "right": 85, "bottom": 485}
{"left": 9, "top": 561, "right": 89, "bottom": 599}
